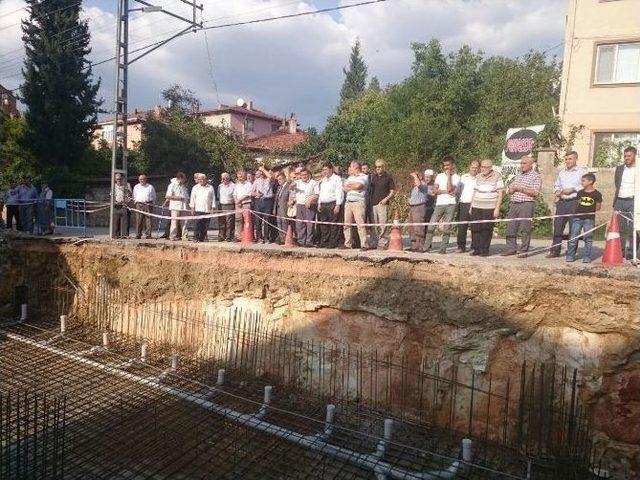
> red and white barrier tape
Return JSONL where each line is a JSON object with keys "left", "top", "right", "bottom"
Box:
{"left": 127, "top": 206, "right": 235, "bottom": 221}
{"left": 252, "top": 209, "right": 615, "bottom": 229}
{"left": 121, "top": 205, "right": 623, "bottom": 229}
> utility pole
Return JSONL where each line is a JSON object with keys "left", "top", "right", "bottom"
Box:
{"left": 109, "top": 0, "right": 203, "bottom": 239}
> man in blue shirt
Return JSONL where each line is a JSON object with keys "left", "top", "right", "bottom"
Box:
{"left": 547, "top": 151, "right": 586, "bottom": 258}
{"left": 17, "top": 177, "right": 38, "bottom": 233}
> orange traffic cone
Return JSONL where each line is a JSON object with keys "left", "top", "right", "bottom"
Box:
{"left": 241, "top": 209, "right": 255, "bottom": 245}
{"left": 602, "top": 211, "right": 623, "bottom": 266}
{"left": 387, "top": 211, "right": 403, "bottom": 252}
{"left": 284, "top": 223, "right": 295, "bottom": 247}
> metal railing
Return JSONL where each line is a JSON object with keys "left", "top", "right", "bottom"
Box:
{"left": 54, "top": 199, "right": 86, "bottom": 235}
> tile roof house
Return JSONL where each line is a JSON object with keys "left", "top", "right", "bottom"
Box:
{"left": 246, "top": 113, "right": 309, "bottom": 166}
{"left": 92, "top": 101, "right": 292, "bottom": 150}
{"left": 0, "top": 84, "right": 18, "bottom": 117}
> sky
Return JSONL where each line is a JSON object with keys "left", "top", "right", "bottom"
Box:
{"left": 0, "top": 0, "right": 568, "bottom": 129}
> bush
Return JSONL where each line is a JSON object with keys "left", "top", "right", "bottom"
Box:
{"left": 496, "top": 194, "right": 552, "bottom": 238}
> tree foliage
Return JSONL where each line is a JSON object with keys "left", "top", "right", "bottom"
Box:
{"left": 139, "top": 86, "right": 251, "bottom": 176}
{"left": 323, "top": 90, "right": 387, "bottom": 165}
{"left": 0, "top": 113, "right": 38, "bottom": 188}
{"left": 368, "top": 76, "right": 381, "bottom": 93}
{"left": 301, "top": 39, "right": 562, "bottom": 172}
{"left": 20, "top": 0, "right": 101, "bottom": 183}
{"left": 339, "top": 38, "right": 368, "bottom": 106}
{"left": 162, "top": 84, "right": 201, "bottom": 115}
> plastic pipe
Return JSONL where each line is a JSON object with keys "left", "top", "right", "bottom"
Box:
{"left": 20, "top": 304, "right": 28, "bottom": 322}
{"left": 140, "top": 343, "right": 148, "bottom": 363}
{"left": 376, "top": 418, "right": 393, "bottom": 458}
{"left": 102, "top": 332, "right": 109, "bottom": 349}
{"left": 263, "top": 385, "right": 272, "bottom": 404}
{"left": 324, "top": 404, "right": 336, "bottom": 437}
{"left": 257, "top": 385, "right": 273, "bottom": 418}
{"left": 60, "top": 315, "right": 67, "bottom": 334}
{"left": 462, "top": 438, "right": 473, "bottom": 462}
{"left": 216, "top": 369, "right": 225, "bottom": 386}
{"left": 171, "top": 353, "right": 179, "bottom": 371}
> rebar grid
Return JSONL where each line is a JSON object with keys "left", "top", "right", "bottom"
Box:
{"left": 1, "top": 322, "right": 533, "bottom": 480}
{"left": 1, "top": 275, "right": 596, "bottom": 479}
{"left": 0, "top": 390, "right": 67, "bottom": 480}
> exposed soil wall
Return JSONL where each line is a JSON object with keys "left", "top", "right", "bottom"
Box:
{"left": 1, "top": 236, "right": 639, "bottom": 478}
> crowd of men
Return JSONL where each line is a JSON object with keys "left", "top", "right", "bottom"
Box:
{"left": 0, "top": 177, "right": 54, "bottom": 235}
{"left": 111, "top": 145, "right": 637, "bottom": 262}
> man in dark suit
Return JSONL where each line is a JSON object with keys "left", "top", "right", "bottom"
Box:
{"left": 613, "top": 146, "right": 637, "bottom": 259}
{"left": 273, "top": 170, "right": 292, "bottom": 244}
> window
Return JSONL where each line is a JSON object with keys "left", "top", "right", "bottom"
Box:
{"left": 244, "top": 118, "right": 254, "bottom": 132}
{"left": 593, "top": 131, "right": 640, "bottom": 167}
{"left": 101, "top": 124, "right": 114, "bottom": 143}
{"left": 595, "top": 42, "right": 640, "bottom": 84}
{"left": 272, "top": 123, "right": 279, "bottom": 132}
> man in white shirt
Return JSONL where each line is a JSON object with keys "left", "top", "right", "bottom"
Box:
{"left": 112, "top": 174, "right": 132, "bottom": 238}
{"left": 424, "top": 156, "right": 461, "bottom": 254}
{"left": 342, "top": 161, "right": 369, "bottom": 249}
{"left": 165, "top": 172, "right": 189, "bottom": 241}
{"left": 218, "top": 172, "right": 236, "bottom": 242}
{"left": 290, "top": 168, "right": 319, "bottom": 247}
{"left": 317, "top": 162, "right": 344, "bottom": 248}
{"left": 132, "top": 174, "right": 156, "bottom": 239}
{"left": 547, "top": 151, "right": 587, "bottom": 258}
{"left": 456, "top": 160, "right": 479, "bottom": 253}
{"left": 189, "top": 173, "right": 216, "bottom": 242}
{"left": 5, "top": 182, "right": 20, "bottom": 230}
{"left": 614, "top": 146, "right": 637, "bottom": 259}
{"left": 234, "top": 170, "right": 253, "bottom": 241}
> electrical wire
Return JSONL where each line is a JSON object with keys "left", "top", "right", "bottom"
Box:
{"left": 203, "top": 28, "right": 221, "bottom": 106}
{"left": 0, "top": 4, "right": 25, "bottom": 19}
{"left": 0, "top": 0, "right": 373, "bottom": 77}
{"left": 91, "top": 0, "right": 390, "bottom": 68}
{"left": 0, "top": 1, "right": 82, "bottom": 32}
{"left": 201, "top": 0, "right": 388, "bottom": 31}
{"left": 0, "top": 0, "right": 390, "bottom": 95}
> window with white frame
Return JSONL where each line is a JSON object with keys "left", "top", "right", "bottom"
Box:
{"left": 595, "top": 42, "right": 640, "bottom": 84}
{"left": 101, "top": 124, "right": 114, "bottom": 143}
{"left": 244, "top": 118, "right": 254, "bottom": 132}
{"left": 593, "top": 131, "right": 640, "bottom": 167}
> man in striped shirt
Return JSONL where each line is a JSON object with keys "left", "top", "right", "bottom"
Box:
{"left": 501, "top": 156, "right": 542, "bottom": 256}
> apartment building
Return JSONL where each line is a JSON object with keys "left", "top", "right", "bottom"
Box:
{"left": 559, "top": 0, "right": 640, "bottom": 166}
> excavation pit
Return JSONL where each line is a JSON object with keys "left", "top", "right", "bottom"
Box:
{"left": 1, "top": 235, "right": 639, "bottom": 479}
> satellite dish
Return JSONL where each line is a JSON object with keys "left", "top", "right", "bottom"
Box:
{"left": 236, "top": 98, "right": 245, "bottom": 107}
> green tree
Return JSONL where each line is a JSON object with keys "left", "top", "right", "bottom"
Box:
{"left": 323, "top": 89, "right": 387, "bottom": 164}
{"left": 291, "top": 127, "right": 325, "bottom": 160}
{"left": 139, "top": 87, "right": 250, "bottom": 176}
{"left": 368, "top": 76, "right": 381, "bottom": 93}
{"left": 410, "top": 39, "right": 448, "bottom": 80}
{"left": 296, "top": 38, "right": 562, "bottom": 176}
{"left": 0, "top": 113, "right": 38, "bottom": 188}
{"left": 339, "top": 38, "right": 368, "bottom": 106}
{"left": 470, "top": 52, "right": 561, "bottom": 159}
{"left": 162, "top": 84, "right": 201, "bottom": 115}
{"left": 20, "top": 0, "right": 101, "bottom": 185}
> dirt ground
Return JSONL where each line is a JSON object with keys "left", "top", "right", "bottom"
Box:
{"left": 2, "top": 235, "right": 639, "bottom": 478}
